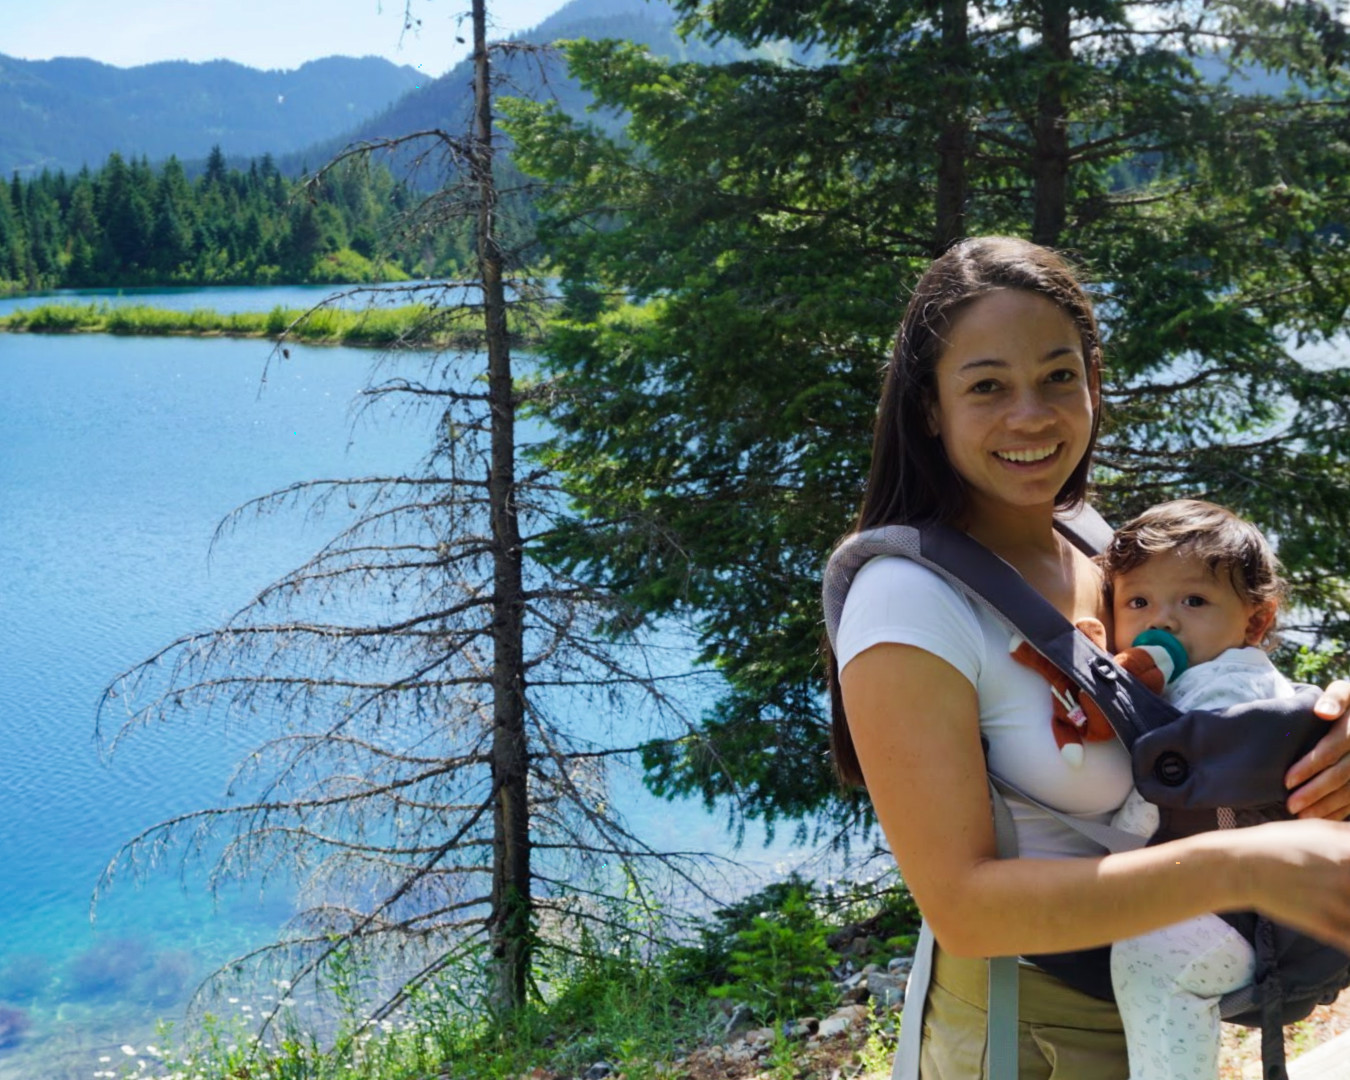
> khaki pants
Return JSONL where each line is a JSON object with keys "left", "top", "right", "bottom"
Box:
{"left": 917, "top": 946, "right": 1129, "bottom": 1079}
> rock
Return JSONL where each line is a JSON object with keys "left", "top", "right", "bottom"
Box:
{"left": 744, "top": 1026, "right": 776, "bottom": 1046}
{"left": 827, "top": 926, "right": 857, "bottom": 950}
{"left": 727, "top": 1041, "right": 759, "bottom": 1063}
{"left": 583, "top": 1064, "right": 613, "bottom": 1080}
{"left": 888, "top": 956, "right": 914, "bottom": 975}
{"left": 840, "top": 984, "right": 868, "bottom": 1005}
{"left": 0, "top": 1006, "right": 28, "bottom": 1050}
{"left": 866, "top": 971, "right": 906, "bottom": 1009}
{"left": 722, "top": 1002, "right": 755, "bottom": 1039}
{"left": 817, "top": 1015, "right": 853, "bottom": 1040}
{"left": 834, "top": 1004, "right": 871, "bottom": 1023}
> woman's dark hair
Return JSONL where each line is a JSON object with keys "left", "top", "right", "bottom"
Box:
{"left": 829, "top": 237, "right": 1105, "bottom": 787}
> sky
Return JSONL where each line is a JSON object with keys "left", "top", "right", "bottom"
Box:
{"left": 3, "top": 0, "right": 573, "bottom": 77}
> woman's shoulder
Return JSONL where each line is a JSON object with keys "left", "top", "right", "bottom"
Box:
{"left": 850, "top": 553, "right": 973, "bottom": 598}
{"left": 838, "top": 556, "right": 986, "bottom": 674}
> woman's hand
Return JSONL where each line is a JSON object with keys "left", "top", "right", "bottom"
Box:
{"left": 1233, "top": 818, "right": 1350, "bottom": 953}
{"left": 1286, "top": 680, "right": 1350, "bottom": 820}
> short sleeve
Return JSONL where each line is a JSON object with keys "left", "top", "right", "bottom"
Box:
{"left": 836, "top": 556, "right": 984, "bottom": 689}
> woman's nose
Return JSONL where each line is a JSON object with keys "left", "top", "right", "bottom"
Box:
{"left": 1007, "top": 388, "right": 1055, "bottom": 428}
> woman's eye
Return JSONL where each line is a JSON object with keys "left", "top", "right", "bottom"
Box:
{"left": 970, "top": 379, "right": 1000, "bottom": 394}
{"left": 1047, "top": 368, "right": 1079, "bottom": 384}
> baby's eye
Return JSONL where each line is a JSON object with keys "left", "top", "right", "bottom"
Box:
{"left": 1182, "top": 595, "right": 1208, "bottom": 608}
{"left": 1124, "top": 596, "right": 1148, "bottom": 610}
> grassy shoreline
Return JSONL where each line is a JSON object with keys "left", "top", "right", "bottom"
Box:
{"left": 0, "top": 302, "right": 525, "bottom": 349}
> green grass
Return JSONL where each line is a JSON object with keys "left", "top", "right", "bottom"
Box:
{"left": 140, "top": 949, "right": 719, "bottom": 1080}
{"left": 131, "top": 877, "right": 917, "bottom": 1080}
{"left": 0, "top": 302, "right": 541, "bottom": 349}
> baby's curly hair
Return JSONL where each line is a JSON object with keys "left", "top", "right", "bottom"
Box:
{"left": 1100, "top": 499, "right": 1288, "bottom": 645}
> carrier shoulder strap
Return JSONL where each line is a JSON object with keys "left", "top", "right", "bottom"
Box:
{"left": 822, "top": 515, "right": 1175, "bottom": 751}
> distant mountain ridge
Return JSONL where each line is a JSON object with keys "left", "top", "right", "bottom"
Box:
{"left": 0, "top": 54, "right": 420, "bottom": 178}
{"left": 284, "top": 0, "right": 763, "bottom": 179}
{"left": 2, "top": 0, "right": 762, "bottom": 183}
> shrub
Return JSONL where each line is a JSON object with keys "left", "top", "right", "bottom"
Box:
{"left": 708, "top": 880, "right": 838, "bottom": 1023}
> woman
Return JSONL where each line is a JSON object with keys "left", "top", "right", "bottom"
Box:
{"left": 827, "top": 236, "right": 1350, "bottom": 1076}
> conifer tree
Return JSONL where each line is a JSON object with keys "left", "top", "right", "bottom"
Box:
{"left": 506, "top": 0, "right": 1350, "bottom": 835}
{"left": 100, "top": 0, "right": 708, "bottom": 1036}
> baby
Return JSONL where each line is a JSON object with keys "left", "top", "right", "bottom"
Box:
{"left": 1102, "top": 499, "right": 1296, "bottom": 1080}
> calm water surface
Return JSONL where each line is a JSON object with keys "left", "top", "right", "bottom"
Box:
{"left": 0, "top": 282, "right": 465, "bottom": 318}
{"left": 0, "top": 292, "right": 805, "bottom": 1077}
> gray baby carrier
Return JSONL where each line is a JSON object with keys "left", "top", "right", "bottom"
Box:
{"left": 822, "top": 506, "right": 1350, "bottom": 1080}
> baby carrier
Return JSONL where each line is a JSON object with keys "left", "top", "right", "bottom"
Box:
{"left": 821, "top": 506, "right": 1350, "bottom": 1080}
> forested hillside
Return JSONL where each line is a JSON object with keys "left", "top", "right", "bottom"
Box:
{"left": 0, "top": 54, "right": 419, "bottom": 178}
{"left": 0, "top": 149, "right": 450, "bottom": 290}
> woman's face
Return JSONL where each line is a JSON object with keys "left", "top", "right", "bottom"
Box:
{"left": 927, "top": 288, "right": 1097, "bottom": 517}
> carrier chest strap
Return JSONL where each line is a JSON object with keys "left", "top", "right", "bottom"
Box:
{"left": 822, "top": 522, "right": 1171, "bottom": 751}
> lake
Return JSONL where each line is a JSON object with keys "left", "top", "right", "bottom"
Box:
{"left": 0, "top": 285, "right": 812, "bottom": 1078}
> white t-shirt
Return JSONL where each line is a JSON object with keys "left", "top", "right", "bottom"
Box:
{"left": 837, "top": 556, "right": 1134, "bottom": 859}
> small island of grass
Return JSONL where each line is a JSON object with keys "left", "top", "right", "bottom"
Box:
{"left": 0, "top": 302, "right": 518, "bottom": 349}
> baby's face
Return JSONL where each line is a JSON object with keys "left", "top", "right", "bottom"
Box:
{"left": 1111, "top": 550, "right": 1272, "bottom": 666}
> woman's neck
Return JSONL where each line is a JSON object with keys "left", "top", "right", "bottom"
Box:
{"left": 958, "top": 497, "right": 1061, "bottom": 564}
{"left": 957, "top": 496, "right": 1104, "bottom": 624}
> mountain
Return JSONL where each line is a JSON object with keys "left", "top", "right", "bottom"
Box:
{"left": 283, "top": 0, "right": 766, "bottom": 177}
{"left": 0, "top": 54, "right": 421, "bottom": 178}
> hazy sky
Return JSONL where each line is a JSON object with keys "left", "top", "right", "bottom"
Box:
{"left": 4, "top": 0, "right": 572, "bottom": 76}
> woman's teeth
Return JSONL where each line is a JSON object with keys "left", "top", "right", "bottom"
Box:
{"left": 996, "top": 445, "right": 1058, "bottom": 463}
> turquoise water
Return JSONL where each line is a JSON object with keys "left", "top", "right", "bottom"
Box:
{"left": 0, "top": 291, "right": 809, "bottom": 1077}
{"left": 0, "top": 282, "right": 467, "bottom": 317}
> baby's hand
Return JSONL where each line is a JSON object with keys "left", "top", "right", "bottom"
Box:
{"left": 1074, "top": 617, "right": 1109, "bottom": 651}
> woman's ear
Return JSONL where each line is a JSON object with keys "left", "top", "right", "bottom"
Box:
{"left": 1244, "top": 601, "right": 1278, "bottom": 647}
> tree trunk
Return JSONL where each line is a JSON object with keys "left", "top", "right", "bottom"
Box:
{"left": 1031, "top": 0, "right": 1071, "bottom": 246}
{"left": 473, "top": 0, "right": 531, "bottom": 1016}
{"left": 935, "top": 0, "right": 969, "bottom": 254}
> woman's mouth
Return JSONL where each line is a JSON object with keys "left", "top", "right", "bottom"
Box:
{"left": 994, "top": 443, "right": 1061, "bottom": 465}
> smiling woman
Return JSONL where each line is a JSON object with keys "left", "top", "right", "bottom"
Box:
{"left": 824, "top": 236, "right": 1350, "bottom": 1080}
{"left": 924, "top": 287, "right": 1098, "bottom": 525}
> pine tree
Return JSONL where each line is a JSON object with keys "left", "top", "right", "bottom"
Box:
{"left": 506, "top": 0, "right": 1350, "bottom": 835}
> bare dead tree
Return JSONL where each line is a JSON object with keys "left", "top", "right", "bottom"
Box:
{"left": 95, "top": 0, "right": 722, "bottom": 1042}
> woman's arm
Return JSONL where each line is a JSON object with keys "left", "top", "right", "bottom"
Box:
{"left": 1286, "top": 680, "right": 1350, "bottom": 820}
{"left": 842, "top": 643, "right": 1350, "bottom": 957}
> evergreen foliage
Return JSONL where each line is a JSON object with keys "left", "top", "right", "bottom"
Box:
{"left": 0, "top": 149, "right": 437, "bottom": 292}
{"left": 505, "top": 0, "right": 1350, "bottom": 838}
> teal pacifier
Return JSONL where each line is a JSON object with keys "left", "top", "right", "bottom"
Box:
{"left": 1131, "top": 628, "right": 1189, "bottom": 683}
